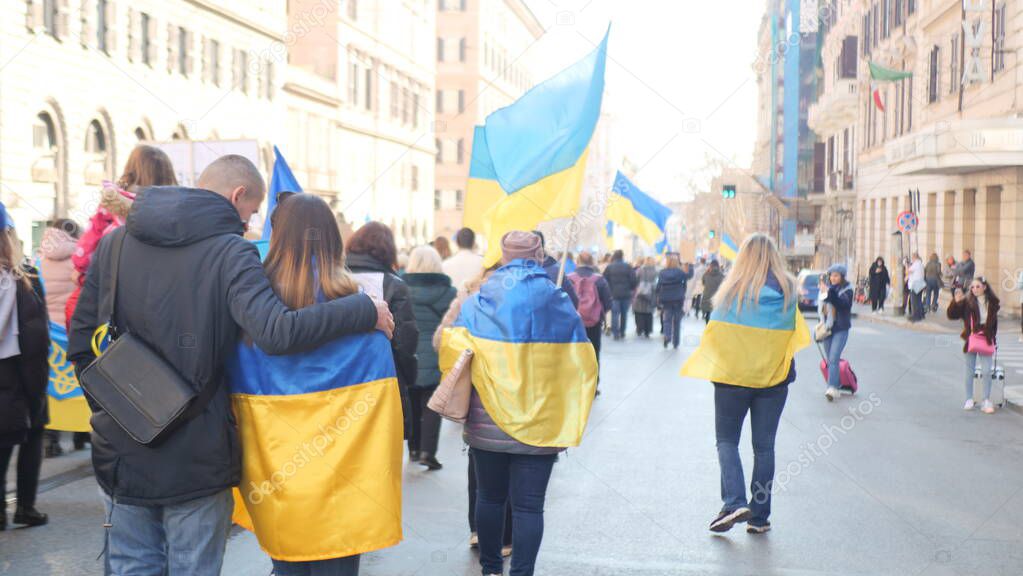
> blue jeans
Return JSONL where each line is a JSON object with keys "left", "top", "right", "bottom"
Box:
{"left": 924, "top": 278, "right": 941, "bottom": 309}
{"left": 473, "top": 449, "right": 557, "bottom": 576}
{"left": 611, "top": 298, "right": 630, "bottom": 337}
{"left": 103, "top": 489, "right": 233, "bottom": 576}
{"left": 964, "top": 352, "right": 994, "bottom": 401}
{"left": 822, "top": 329, "right": 850, "bottom": 389}
{"left": 662, "top": 302, "right": 683, "bottom": 348}
{"left": 273, "top": 556, "right": 360, "bottom": 576}
{"left": 714, "top": 383, "right": 788, "bottom": 527}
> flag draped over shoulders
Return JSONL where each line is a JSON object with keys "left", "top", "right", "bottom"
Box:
{"left": 439, "top": 260, "right": 597, "bottom": 447}
{"left": 227, "top": 331, "right": 403, "bottom": 562}
{"left": 681, "top": 286, "right": 810, "bottom": 388}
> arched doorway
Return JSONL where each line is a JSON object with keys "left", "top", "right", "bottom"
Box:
{"left": 31, "top": 106, "right": 67, "bottom": 218}
{"left": 84, "top": 117, "right": 114, "bottom": 185}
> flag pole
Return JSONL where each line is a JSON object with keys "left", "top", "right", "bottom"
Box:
{"left": 557, "top": 215, "right": 577, "bottom": 286}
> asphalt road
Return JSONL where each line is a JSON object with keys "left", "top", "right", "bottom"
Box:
{"left": 4, "top": 313, "right": 1023, "bottom": 575}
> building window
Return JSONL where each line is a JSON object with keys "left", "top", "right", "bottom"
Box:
{"left": 908, "top": 0, "right": 915, "bottom": 15}
{"left": 881, "top": 0, "right": 889, "bottom": 39}
{"left": 458, "top": 89, "right": 465, "bottom": 113}
{"left": 435, "top": 140, "right": 442, "bottom": 163}
{"left": 410, "top": 165, "right": 419, "bottom": 191}
{"left": 140, "top": 12, "right": 152, "bottom": 65}
{"left": 234, "top": 49, "right": 249, "bottom": 93}
{"left": 96, "top": 0, "right": 108, "bottom": 52}
{"left": 928, "top": 46, "right": 939, "bottom": 103}
{"left": 893, "top": 0, "right": 903, "bottom": 28}
{"left": 412, "top": 92, "right": 419, "bottom": 128}
{"left": 457, "top": 139, "right": 464, "bottom": 164}
{"left": 263, "top": 62, "right": 274, "bottom": 99}
{"left": 364, "top": 67, "right": 373, "bottom": 111}
{"left": 436, "top": 37, "right": 444, "bottom": 62}
{"left": 434, "top": 189, "right": 442, "bottom": 209}
{"left": 42, "top": 0, "right": 58, "bottom": 37}
{"left": 349, "top": 62, "right": 359, "bottom": 105}
{"left": 134, "top": 126, "right": 149, "bottom": 141}
{"left": 33, "top": 113, "right": 56, "bottom": 151}
{"left": 436, "top": 89, "right": 443, "bottom": 114}
{"left": 949, "top": 34, "right": 959, "bottom": 94}
{"left": 209, "top": 39, "right": 221, "bottom": 86}
{"left": 177, "top": 27, "right": 188, "bottom": 75}
{"left": 455, "top": 190, "right": 464, "bottom": 210}
{"left": 459, "top": 38, "right": 466, "bottom": 62}
{"left": 85, "top": 120, "right": 105, "bottom": 154}
{"left": 994, "top": 3, "right": 1006, "bottom": 73}
{"left": 392, "top": 82, "right": 401, "bottom": 118}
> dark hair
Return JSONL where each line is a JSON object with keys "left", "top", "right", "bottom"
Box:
{"left": 51, "top": 218, "right": 81, "bottom": 239}
{"left": 118, "top": 145, "right": 177, "bottom": 190}
{"left": 969, "top": 276, "right": 1000, "bottom": 305}
{"left": 875, "top": 256, "right": 885, "bottom": 266}
{"left": 533, "top": 230, "right": 546, "bottom": 248}
{"left": 264, "top": 194, "right": 358, "bottom": 309}
{"left": 432, "top": 236, "right": 452, "bottom": 259}
{"left": 455, "top": 227, "right": 475, "bottom": 250}
{"left": 347, "top": 221, "right": 398, "bottom": 270}
{"left": 612, "top": 249, "right": 624, "bottom": 262}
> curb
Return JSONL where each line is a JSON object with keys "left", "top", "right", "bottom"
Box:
{"left": 855, "top": 312, "right": 957, "bottom": 334}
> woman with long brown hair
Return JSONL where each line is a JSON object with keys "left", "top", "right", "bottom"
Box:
{"left": 230, "top": 194, "right": 402, "bottom": 576}
{"left": 0, "top": 206, "right": 51, "bottom": 529}
{"left": 66, "top": 145, "right": 177, "bottom": 327}
{"left": 948, "top": 277, "right": 1001, "bottom": 413}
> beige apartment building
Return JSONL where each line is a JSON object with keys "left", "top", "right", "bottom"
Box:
{"left": 433, "top": 0, "right": 543, "bottom": 240}
{"left": 286, "top": 0, "right": 435, "bottom": 248}
{"left": 1, "top": 0, "right": 284, "bottom": 244}
{"left": 849, "top": 0, "right": 1022, "bottom": 308}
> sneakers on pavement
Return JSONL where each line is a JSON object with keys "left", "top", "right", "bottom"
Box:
{"left": 963, "top": 399, "right": 976, "bottom": 410}
{"left": 825, "top": 387, "right": 840, "bottom": 402}
{"left": 747, "top": 522, "right": 771, "bottom": 534}
{"left": 982, "top": 399, "right": 996, "bottom": 414}
{"left": 709, "top": 507, "right": 751, "bottom": 533}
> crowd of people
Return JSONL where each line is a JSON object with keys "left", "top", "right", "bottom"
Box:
{"left": 2, "top": 144, "right": 1019, "bottom": 575}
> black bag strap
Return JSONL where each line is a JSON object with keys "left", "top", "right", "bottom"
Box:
{"left": 101, "top": 228, "right": 129, "bottom": 336}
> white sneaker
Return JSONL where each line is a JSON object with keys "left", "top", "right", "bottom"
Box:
{"left": 825, "top": 387, "right": 840, "bottom": 401}
{"left": 982, "top": 399, "right": 995, "bottom": 414}
{"left": 963, "top": 399, "right": 975, "bottom": 410}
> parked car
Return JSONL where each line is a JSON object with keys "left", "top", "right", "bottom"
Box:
{"left": 796, "top": 269, "right": 823, "bottom": 312}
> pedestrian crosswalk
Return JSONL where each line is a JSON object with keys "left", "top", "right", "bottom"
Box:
{"left": 996, "top": 334, "right": 1023, "bottom": 375}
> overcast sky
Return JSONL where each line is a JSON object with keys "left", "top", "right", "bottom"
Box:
{"left": 521, "top": 0, "right": 765, "bottom": 203}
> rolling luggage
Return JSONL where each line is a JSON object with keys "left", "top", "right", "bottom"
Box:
{"left": 973, "top": 348, "right": 1005, "bottom": 407}
{"left": 816, "top": 342, "right": 858, "bottom": 393}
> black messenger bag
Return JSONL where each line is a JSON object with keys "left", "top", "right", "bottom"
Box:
{"left": 78, "top": 229, "right": 208, "bottom": 446}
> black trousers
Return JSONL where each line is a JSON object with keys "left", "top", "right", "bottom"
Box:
{"left": 408, "top": 387, "right": 442, "bottom": 456}
{"left": 467, "top": 449, "right": 513, "bottom": 544}
{"left": 634, "top": 312, "right": 653, "bottom": 336}
{"left": 0, "top": 427, "right": 44, "bottom": 509}
{"left": 871, "top": 287, "right": 887, "bottom": 311}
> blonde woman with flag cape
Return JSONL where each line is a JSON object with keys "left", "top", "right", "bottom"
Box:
{"left": 680, "top": 234, "right": 809, "bottom": 535}
{"left": 228, "top": 194, "right": 404, "bottom": 575}
{"left": 440, "top": 231, "right": 598, "bottom": 576}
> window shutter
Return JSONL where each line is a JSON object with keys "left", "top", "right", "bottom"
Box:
{"left": 56, "top": 0, "right": 70, "bottom": 40}
{"left": 104, "top": 1, "right": 116, "bottom": 53}
{"left": 26, "top": 0, "right": 43, "bottom": 31}
{"left": 184, "top": 30, "right": 194, "bottom": 76}
{"left": 265, "top": 61, "right": 274, "bottom": 99}
{"left": 126, "top": 7, "right": 136, "bottom": 62}
{"left": 167, "top": 23, "right": 177, "bottom": 73}
{"left": 201, "top": 36, "right": 210, "bottom": 82}
{"left": 145, "top": 14, "right": 157, "bottom": 65}
{"left": 80, "top": 0, "right": 94, "bottom": 48}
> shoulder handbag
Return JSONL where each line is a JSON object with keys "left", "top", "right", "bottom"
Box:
{"left": 78, "top": 229, "right": 211, "bottom": 446}
{"left": 428, "top": 349, "right": 473, "bottom": 423}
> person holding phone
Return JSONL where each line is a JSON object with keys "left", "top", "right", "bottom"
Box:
{"left": 948, "top": 278, "right": 1000, "bottom": 413}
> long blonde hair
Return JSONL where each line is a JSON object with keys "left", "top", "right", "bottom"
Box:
{"left": 713, "top": 234, "right": 794, "bottom": 313}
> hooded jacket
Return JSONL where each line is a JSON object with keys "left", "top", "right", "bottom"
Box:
{"left": 68, "top": 186, "right": 378, "bottom": 506}
{"left": 38, "top": 227, "right": 77, "bottom": 320}
{"left": 604, "top": 259, "right": 637, "bottom": 300}
{"left": 404, "top": 272, "right": 456, "bottom": 389}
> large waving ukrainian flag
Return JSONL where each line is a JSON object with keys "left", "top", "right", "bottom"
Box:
{"left": 440, "top": 260, "right": 598, "bottom": 447}
{"left": 606, "top": 171, "right": 672, "bottom": 246}
{"left": 466, "top": 28, "right": 609, "bottom": 266}
{"left": 681, "top": 284, "right": 810, "bottom": 388}
{"left": 227, "top": 332, "right": 404, "bottom": 561}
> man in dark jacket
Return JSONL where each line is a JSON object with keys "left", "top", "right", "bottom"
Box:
{"left": 603, "top": 250, "right": 637, "bottom": 340}
{"left": 68, "top": 155, "right": 392, "bottom": 576}
{"left": 533, "top": 230, "right": 578, "bottom": 307}
{"left": 569, "top": 251, "right": 612, "bottom": 394}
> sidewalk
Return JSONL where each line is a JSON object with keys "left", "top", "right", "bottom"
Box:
{"left": 851, "top": 303, "right": 959, "bottom": 334}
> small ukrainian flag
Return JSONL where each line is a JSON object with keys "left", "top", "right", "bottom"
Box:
{"left": 606, "top": 171, "right": 672, "bottom": 247}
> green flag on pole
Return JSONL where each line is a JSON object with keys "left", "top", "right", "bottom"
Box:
{"left": 868, "top": 61, "right": 913, "bottom": 82}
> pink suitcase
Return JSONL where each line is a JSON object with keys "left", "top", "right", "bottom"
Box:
{"left": 816, "top": 342, "right": 858, "bottom": 393}
{"left": 819, "top": 359, "right": 858, "bottom": 393}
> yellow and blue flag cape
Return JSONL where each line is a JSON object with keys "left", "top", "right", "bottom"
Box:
{"left": 681, "top": 285, "right": 810, "bottom": 388}
{"left": 466, "top": 28, "right": 609, "bottom": 266}
{"left": 606, "top": 171, "right": 672, "bottom": 246}
{"left": 227, "top": 332, "right": 404, "bottom": 562}
{"left": 440, "top": 260, "right": 598, "bottom": 447}
{"left": 719, "top": 233, "right": 739, "bottom": 261}
{"left": 46, "top": 321, "right": 90, "bottom": 432}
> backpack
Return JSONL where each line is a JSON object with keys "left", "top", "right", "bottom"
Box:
{"left": 569, "top": 272, "right": 603, "bottom": 328}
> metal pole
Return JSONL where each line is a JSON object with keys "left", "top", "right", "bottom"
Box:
{"left": 557, "top": 216, "right": 576, "bottom": 287}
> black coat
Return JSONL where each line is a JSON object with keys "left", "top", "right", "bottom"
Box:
{"left": 68, "top": 186, "right": 378, "bottom": 506}
{"left": 604, "top": 260, "right": 637, "bottom": 300}
{"left": 655, "top": 268, "right": 689, "bottom": 305}
{"left": 404, "top": 272, "right": 456, "bottom": 389}
{"left": 0, "top": 269, "right": 50, "bottom": 447}
{"left": 868, "top": 264, "right": 890, "bottom": 298}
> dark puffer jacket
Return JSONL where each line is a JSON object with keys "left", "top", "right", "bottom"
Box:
{"left": 68, "top": 186, "right": 378, "bottom": 506}
{"left": 0, "top": 269, "right": 50, "bottom": 447}
{"left": 404, "top": 272, "right": 456, "bottom": 389}
{"left": 655, "top": 267, "right": 689, "bottom": 305}
{"left": 603, "top": 260, "right": 637, "bottom": 300}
